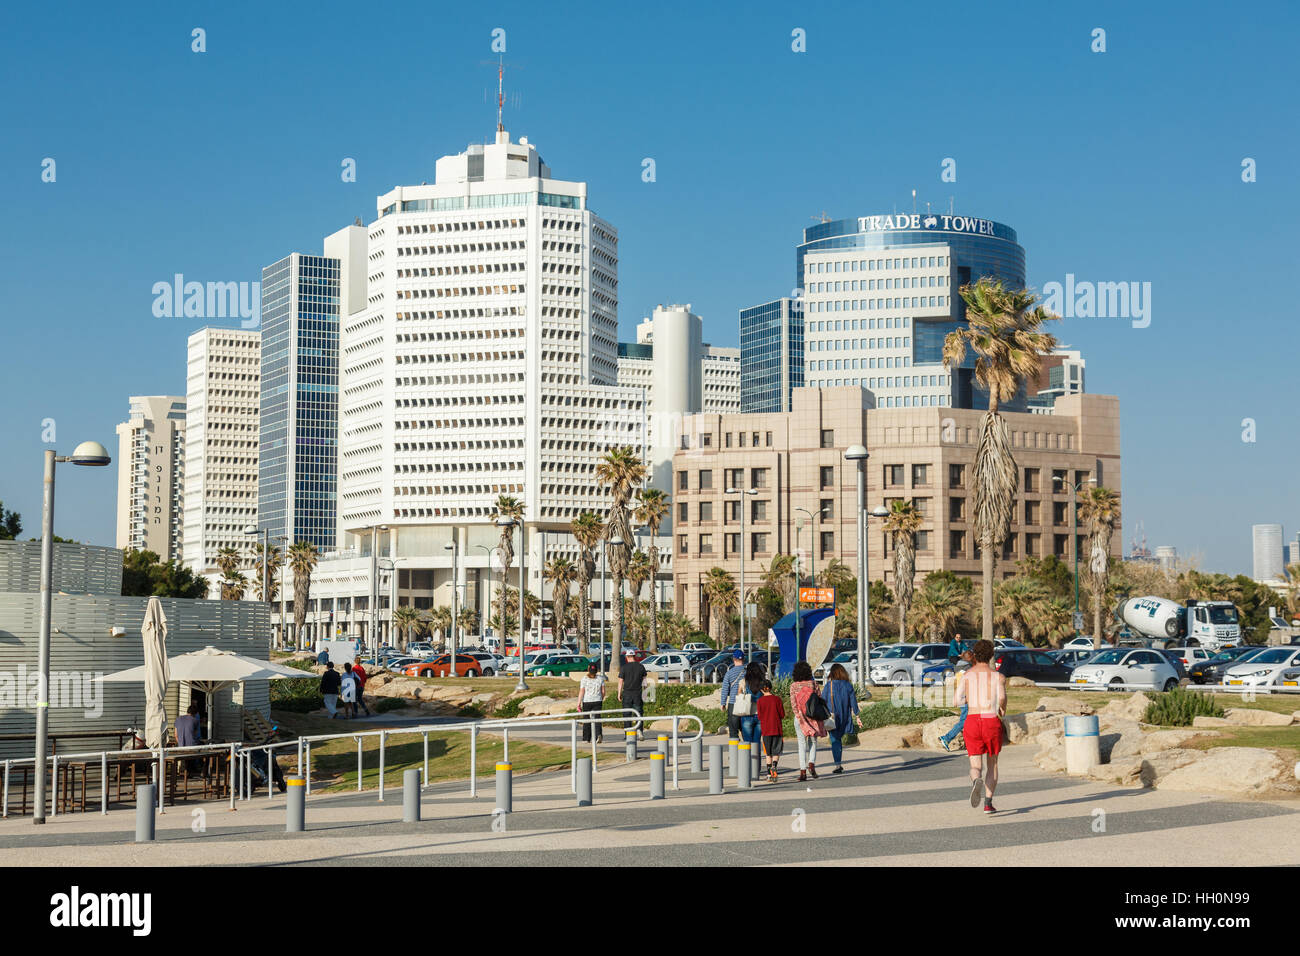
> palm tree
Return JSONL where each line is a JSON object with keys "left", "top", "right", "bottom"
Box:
{"left": 1037, "top": 597, "right": 1075, "bottom": 648}
{"left": 703, "top": 567, "right": 738, "bottom": 647}
{"left": 909, "top": 576, "right": 971, "bottom": 642}
{"left": 544, "top": 556, "right": 576, "bottom": 643}
{"left": 287, "top": 541, "right": 319, "bottom": 650}
{"left": 215, "top": 546, "right": 240, "bottom": 577}
{"left": 252, "top": 543, "right": 282, "bottom": 602}
{"left": 428, "top": 606, "right": 452, "bottom": 648}
{"left": 492, "top": 494, "right": 525, "bottom": 651}
{"left": 1077, "top": 485, "right": 1121, "bottom": 649}
{"left": 994, "top": 577, "right": 1051, "bottom": 646}
{"left": 220, "top": 568, "right": 247, "bottom": 601}
{"left": 595, "top": 446, "right": 646, "bottom": 674}
{"left": 1285, "top": 563, "right": 1300, "bottom": 621}
{"left": 391, "top": 605, "right": 422, "bottom": 649}
{"left": 943, "top": 277, "right": 1059, "bottom": 641}
{"left": 634, "top": 488, "right": 670, "bottom": 651}
{"left": 626, "top": 548, "right": 653, "bottom": 646}
{"left": 817, "top": 558, "right": 856, "bottom": 592}
{"left": 761, "top": 553, "right": 797, "bottom": 614}
{"left": 882, "top": 500, "right": 923, "bottom": 637}
{"left": 570, "top": 512, "right": 605, "bottom": 656}
{"left": 457, "top": 605, "right": 480, "bottom": 637}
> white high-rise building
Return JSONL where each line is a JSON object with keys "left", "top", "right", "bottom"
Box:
{"left": 114, "top": 395, "right": 187, "bottom": 560}
{"left": 182, "top": 328, "right": 261, "bottom": 580}
{"left": 1253, "top": 523, "right": 1284, "bottom": 582}
{"left": 324, "top": 125, "right": 644, "bottom": 641}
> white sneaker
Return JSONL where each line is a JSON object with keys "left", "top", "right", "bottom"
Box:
{"left": 969, "top": 777, "right": 984, "bottom": 808}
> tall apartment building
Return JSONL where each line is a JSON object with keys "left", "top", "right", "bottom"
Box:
{"left": 258, "top": 225, "right": 364, "bottom": 552}
{"left": 182, "top": 328, "right": 261, "bottom": 577}
{"left": 615, "top": 306, "right": 740, "bottom": 414}
{"left": 1253, "top": 524, "right": 1284, "bottom": 582}
{"left": 797, "top": 212, "right": 1028, "bottom": 410}
{"left": 1028, "top": 349, "right": 1086, "bottom": 413}
{"left": 670, "top": 386, "right": 1121, "bottom": 632}
{"left": 114, "top": 395, "right": 187, "bottom": 560}
{"left": 323, "top": 124, "right": 644, "bottom": 640}
{"left": 739, "top": 296, "right": 804, "bottom": 413}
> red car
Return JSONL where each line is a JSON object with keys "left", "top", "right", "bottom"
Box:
{"left": 402, "top": 654, "right": 483, "bottom": 678}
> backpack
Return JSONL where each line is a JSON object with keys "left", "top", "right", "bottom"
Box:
{"left": 803, "top": 682, "right": 831, "bottom": 722}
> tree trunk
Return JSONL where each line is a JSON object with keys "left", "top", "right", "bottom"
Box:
{"left": 981, "top": 545, "right": 995, "bottom": 642}
{"left": 608, "top": 574, "right": 625, "bottom": 679}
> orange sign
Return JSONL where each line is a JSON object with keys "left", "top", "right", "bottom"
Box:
{"left": 799, "top": 587, "right": 836, "bottom": 605}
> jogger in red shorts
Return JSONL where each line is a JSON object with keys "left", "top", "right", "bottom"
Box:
{"left": 954, "top": 639, "right": 1007, "bottom": 813}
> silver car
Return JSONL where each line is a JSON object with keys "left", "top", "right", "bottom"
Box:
{"left": 868, "top": 643, "right": 951, "bottom": 684}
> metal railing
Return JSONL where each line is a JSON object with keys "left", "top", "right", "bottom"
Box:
{"left": 232, "top": 708, "right": 706, "bottom": 803}
{"left": 2, "top": 742, "right": 239, "bottom": 818}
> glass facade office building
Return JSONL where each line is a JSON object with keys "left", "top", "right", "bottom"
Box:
{"left": 739, "top": 297, "right": 804, "bottom": 413}
{"left": 797, "top": 213, "right": 1027, "bottom": 410}
{"left": 259, "top": 254, "right": 340, "bottom": 551}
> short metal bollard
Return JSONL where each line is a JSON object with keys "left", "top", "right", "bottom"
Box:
{"left": 495, "top": 763, "right": 512, "bottom": 814}
{"left": 403, "top": 768, "right": 421, "bottom": 823}
{"left": 285, "top": 775, "right": 305, "bottom": 832}
{"left": 135, "top": 785, "right": 155, "bottom": 842}
{"left": 737, "top": 743, "right": 751, "bottom": 789}
{"left": 690, "top": 738, "right": 703, "bottom": 773}
{"left": 576, "top": 757, "right": 593, "bottom": 807}
{"left": 709, "top": 744, "right": 724, "bottom": 794}
{"left": 728, "top": 738, "right": 738, "bottom": 777}
{"left": 751, "top": 745, "right": 761, "bottom": 782}
{"left": 657, "top": 734, "right": 668, "bottom": 755}
{"left": 650, "top": 753, "right": 665, "bottom": 799}
{"left": 625, "top": 730, "right": 638, "bottom": 762}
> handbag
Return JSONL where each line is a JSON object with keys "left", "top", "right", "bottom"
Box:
{"left": 803, "top": 682, "right": 831, "bottom": 722}
{"left": 823, "top": 681, "right": 837, "bottom": 731}
{"left": 733, "top": 684, "right": 755, "bottom": 717}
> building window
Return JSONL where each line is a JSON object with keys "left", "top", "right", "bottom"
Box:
{"left": 738, "top": 432, "right": 746, "bottom": 448}
{"left": 820, "top": 465, "right": 835, "bottom": 489}
{"left": 700, "top": 534, "right": 713, "bottom": 554}
{"left": 1025, "top": 533, "right": 1039, "bottom": 557}
{"left": 725, "top": 432, "right": 732, "bottom": 448}
{"left": 677, "top": 534, "right": 688, "bottom": 555}
{"left": 699, "top": 501, "right": 713, "bottom": 522}
{"left": 751, "top": 467, "right": 769, "bottom": 489}
{"left": 911, "top": 497, "right": 930, "bottom": 518}
{"left": 949, "top": 497, "right": 965, "bottom": 520}
{"left": 726, "top": 532, "right": 740, "bottom": 555}
{"left": 884, "top": 465, "right": 903, "bottom": 487}
{"left": 1024, "top": 468, "right": 1039, "bottom": 493}
{"left": 949, "top": 530, "right": 966, "bottom": 559}
{"left": 725, "top": 500, "right": 740, "bottom": 522}
{"left": 949, "top": 463, "right": 965, "bottom": 488}
{"left": 752, "top": 432, "right": 760, "bottom": 447}
{"left": 678, "top": 471, "right": 688, "bottom": 491}
{"left": 765, "top": 431, "right": 773, "bottom": 447}
{"left": 819, "top": 498, "right": 834, "bottom": 520}
{"left": 701, "top": 433, "right": 712, "bottom": 447}
{"left": 1053, "top": 534, "right": 1068, "bottom": 558}
{"left": 915, "top": 530, "right": 931, "bottom": 552}
{"left": 911, "top": 464, "right": 930, "bottom": 487}
{"left": 680, "top": 435, "right": 689, "bottom": 450}
{"left": 1024, "top": 500, "right": 1040, "bottom": 525}
{"left": 751, "top": 500, "right": 768, "bottom": 522}
{"left": 678, "top": 502, "right": 688, "bottom": 522}
{"left": 1053, "top": 501, "right": 1068, "bottom": 526}
{"left": 820, "top": 429, "right": 835, "bottom": 449}
{"left": 726, "top": 468, "right": 744, "bottom": 489}
{"left": 819, "top": 530, "right": 834, "bottom": 557}
{"left": 699, "top": 470, "right": 713, "bottom": 490}
{"left": 752, "top": 533, "right": 769, "bottom": 555}
{"left": 1051, "top": 468, "right": 1067, "bottom": 490}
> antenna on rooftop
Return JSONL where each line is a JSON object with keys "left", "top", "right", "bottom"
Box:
{"left": 810, "top": 211, "right": 832, "bottom": 223}
{"left": 912, "top": 189, "right": 917, "bottom": 213}
{"left": 478, "top": 57, "right": 524, "bottom": 133}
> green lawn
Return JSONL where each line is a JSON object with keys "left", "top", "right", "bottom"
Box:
{"left": 1184, "top": 726, "right": 1300, "bottom": 765}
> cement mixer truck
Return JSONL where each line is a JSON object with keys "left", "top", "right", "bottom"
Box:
{"left": 1118, "top": 597, "right": 1242, "bottom": 650}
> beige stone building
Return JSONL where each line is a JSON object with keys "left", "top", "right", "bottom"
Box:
{"left": 670, "top": 386, "right": 1120, "bottom": 631}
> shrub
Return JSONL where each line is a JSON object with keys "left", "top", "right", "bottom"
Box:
{"left": 456, "top": 703, "right": 486, "bottom": 719}
{"left": 1143, "top": 688, "right": 1225, "bottom": 726}
{"left": 270, "top": 676, "right": 322, "bottom": 713}
{"left": 371, "top": 696, "right": 406, "bottom": 714}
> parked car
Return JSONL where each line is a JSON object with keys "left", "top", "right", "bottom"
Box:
{"left": 1068, "top": 647, "right": 1180, "bottom": 691}
{"left": 1154, "top": 650, "right": 1189, "bottom": 683}
{"left": 1166, "top": 646, "right": 1214, "bottom": 669}
{"left": 529, "top": 653, "right": 594, "bottom": 676}
{"left": 815, "top": 650, "right": 862, "bottom": 682}
{"left": 869, "top": 643, "right": 951, "bottom": 684}
{"left": 405, "top": 642, "right": 438, "bottom": 658}
{"left": 992, "top": 638, "right": 1027, "bottom": 649}
{"left": 1048, "top": 648, "right": 1098, "bottom": 669}
{"left": 503, "top": 651, "right": 558, "bottom": 675}
{"left": 462, "top": 651, "right": 505, "bottom": 676}
{"left": 1062, "top": 636, "right": 1114, "bottom": 651}
{"left": 641, "top": 651, "right": 694, "bottom": 681}
{"left": 402, "top": 653, "right": 484, "bottom": 678}
{"left": 692, "top": 651, "right": 738, "bottom": 682}
{"left": 1221, "top": 646, "right": 1300, "bottom": 687}
{"left": 1277, "top": 666, "right": 1300, "bottom": 689}
{"left": 992, "top": 648, "right": 1072, "bottom": 683}
{"left": 682, "top": 642, "right": 713, "bottom": 654}
{"left": 1188, "top": 645, "right": 1260, "bottom": 684}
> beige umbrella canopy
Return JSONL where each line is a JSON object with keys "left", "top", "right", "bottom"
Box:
{"left": 99, "top": 646, "right": 306, "bottom": 743}
{"left": 142, "top": 598, "right": 169, "bottom": 748}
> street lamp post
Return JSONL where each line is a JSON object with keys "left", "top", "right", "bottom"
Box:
{"left": 444, "top": 537, "right": 459, "bottom": 661}
{"left": 609, "top": 534, "right": 624, "bottom": 673}
{"left": 794, "top": 506, "right": 828, "bottom": 661}
{"left": 726, "top": 487, "right": 758, "bottom": 656}
{"left": 34, "top": 441, "right": 111, "bottom": 825}
{"left": 476, "top": 545, "right": 497, "bottom": 643}
{"left": 1054, "top": 475, "right": 1097, "bottom": 644}
{"left": 844, "top": 447, "right": 887, "bottom": 685}
{"left": 368, "top": 524, "right": 388, "bottom": 659}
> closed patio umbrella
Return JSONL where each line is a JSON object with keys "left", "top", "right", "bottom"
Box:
{"left": 142, "top": 598, "right": 169, "bottom": 748}
{"left": 99, "top": 646, "right": 306, "bottom": 744}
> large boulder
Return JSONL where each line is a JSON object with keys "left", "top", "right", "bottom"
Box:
{"left": 856, "top": 722, "right": 928, "bottom": 750}
{"left": 1223, "top": 708, "right": 1295, "bottom": 727}
{"left": 1191, "top": 716, "right": 1234, "bottom": 728}
{"left": 1098, "top": 717, "right": 1145, "bottom": 762}
{"left": 1004, "top": 711, "right": 1065, "bottom": 744}
{"left": 1101, "top": 692, "right": 1152, "bottom": 722}
{"left": 1090, "top": 749, "right": 1206, "bottom": 788}
{"left": 1036, "top": 696, "right": 1096, "bottom": 716}
{"left": 366, "top": 672, "right": 394, "bottom": 689}
{"left": 470, "top": 692, "right": 496, "bottom": 704}
{"left": 1140, "top": 728, "right": 1221, "bottom": 753}
{"left": 922, "top": 716, "right": 963, "bottom": 750}
{"left": 519, "top": 696, "right": 558, "bottom": 716}
{"left": 1034, "top": 733, "right": 1068, "bottom": 774}
{"left": 1007, "top": 676, "right": 1037, "bottom": 687}
{"left": 689, "top": 694, "right": 721, "bottom": 711}
{"left": 548, "top": 700, "right": 581, "bottom": 716}
{"left": 1157, "top": 747, "right": 1295, "bottom": 795}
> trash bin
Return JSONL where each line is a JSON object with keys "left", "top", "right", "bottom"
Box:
{"left": 1064, "top": 714, "right": 1100, "bottom": 776}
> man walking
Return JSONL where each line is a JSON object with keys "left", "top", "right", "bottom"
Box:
{"left": 954, "top": 639, "right": 1007, "bottom": 813}
{"left": 719, "top": 650, "right": 746, "bottom": 739}
{"left": 320, "top": 661, "right": 342, "bottom": 718}
{"left": 617, "top": 650, "right": 648, "bottom": 739}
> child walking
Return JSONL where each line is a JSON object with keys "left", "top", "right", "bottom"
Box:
{"left": 756, "top": 679, "right": 786, "bottom": 782}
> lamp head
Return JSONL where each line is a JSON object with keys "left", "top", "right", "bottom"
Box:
{"left": 68, "top": 441, "right": 111, "bottom": 466}
{"left": 869, "top": 506, "right": 890, "bottom": 518}
{"left": 844, "top": 444, "right": 867, "bottom": 461}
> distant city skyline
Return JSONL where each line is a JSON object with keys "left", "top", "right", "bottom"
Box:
{"left": 2, "top": 2, "right": 1297, "bottom": 574}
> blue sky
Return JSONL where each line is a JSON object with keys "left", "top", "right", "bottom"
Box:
{"left": 2, "top": 0, "right": 1296, "bottom": 573}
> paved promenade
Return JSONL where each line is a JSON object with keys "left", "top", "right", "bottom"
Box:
{"left": 1, "top": 739, "right": 1295, "bottom": 866}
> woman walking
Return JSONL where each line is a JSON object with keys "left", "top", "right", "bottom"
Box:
{"left": 579, "top": 663, "right": 605, "bottom": 743}
{"left": 823, "top": 662, "right": 863, "bottom": 774}
{"left": 789, "top": 661, "right": 827, "bottom": 781}
{"left": 737, "top": 662, "right": 765, "bottom": 747}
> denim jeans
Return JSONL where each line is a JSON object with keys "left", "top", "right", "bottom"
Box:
{"left": 941, "top": 705, "right": 968, "bottom": 743}
{"left": 828, "top": 729, "right": 846, "bottom": 765}
{"left": 739, "top": 715, "right": 760, "bottom": 745}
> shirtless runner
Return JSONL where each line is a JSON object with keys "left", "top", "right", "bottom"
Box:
{"left": 953, "top": 638, "right": 1007, "bottom": 813}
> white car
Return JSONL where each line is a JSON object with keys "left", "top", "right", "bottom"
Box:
{"left": 1167, "top": 646, "right": 1214, "bottom": 669}
{"left": 640, "top": 651, "right": 693, "bottom": 682}
{"left": 1276, "top": 666, "right": 1300, "bottom": 690}
{"left": 1221, "top": 647, "right": 1300, "bottom": 687}
{"left": 502, "top": 651, "right": 556, "bottom": 675}
{"left": 682, "top": 642, "right": 712, "bottom": 654}
{"left": 814, "top": 651, "right": 860, "bottom": 682}
{"left": 463, "top": 651, "right": 506, "bottom": 676}
{"left": 868, "top": 643, "right": 950, "bottom": 684}
{"left": 1069, "top": 647, "right": 1180, "bottom": 691}
{"left": 1062, "top": 636, "right": 1114, "bottom": 651}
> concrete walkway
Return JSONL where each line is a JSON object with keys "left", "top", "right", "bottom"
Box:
{"left": 1, "top": 739, "right": 1295, "bottom": 866}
